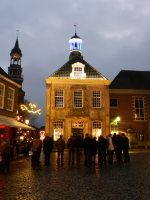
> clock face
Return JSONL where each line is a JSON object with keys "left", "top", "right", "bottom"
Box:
{"left": 14, "top": 54, "right": 18, "bottom": 59}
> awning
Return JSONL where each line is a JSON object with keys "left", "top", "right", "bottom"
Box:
{"left": 0, "top": 115, "right": 35, "bottom": 130}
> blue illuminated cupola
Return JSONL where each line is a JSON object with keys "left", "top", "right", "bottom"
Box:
{"left": 69, "top": 32, "right": 83, "bottom": 60}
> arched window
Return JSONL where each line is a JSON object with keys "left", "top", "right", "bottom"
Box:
{"left": 10, "top": 70, "right": 13, "bottom": 75}
{"left": 75, "top": 42, "right": 77, "bottom": 48}
{"left": 17, "top": 71, "right": 20, "bottom": 76}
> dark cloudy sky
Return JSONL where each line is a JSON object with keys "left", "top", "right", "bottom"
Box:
{"left": 1, "top": 0, "right": 150, "bottom": 127}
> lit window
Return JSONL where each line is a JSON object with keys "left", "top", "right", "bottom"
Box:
{"left": 110, "top": 98, "right": 118, "bottom": 107}
{"left": 92, "top": 91, "right": 101, "bottom": 108}
{"left": 74, "top": 67, "right": 82, "bottom": 77}
{"left": 0, "top": 83, "right": 5, "bottom": 109}
{"left": 74, "top": 90, "right": 82, "bottom": 108}
{"left": 55, "top": 90, "right": 64, "bottom": 107}
{"left": 92, "top": 121, "right": 101, "bottom": 140}
{"left": 110, "top": 125, "right": 119, "bottom": 134}
{"left": 54, "top": 121, "right": 63, "bottom": 141}
{"left": 134, "top": 97, "right": 145, "bottom": 120}
{"left": 7, "top": 87, "right": 14, "bottom": 111}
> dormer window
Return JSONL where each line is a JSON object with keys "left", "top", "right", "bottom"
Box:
{"left": 70, "top": 62, "right": 86, "bottom": 79}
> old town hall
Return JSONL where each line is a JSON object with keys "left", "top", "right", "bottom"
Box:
{"left": 45, "top": 32, "right": 110, "bottom": 142}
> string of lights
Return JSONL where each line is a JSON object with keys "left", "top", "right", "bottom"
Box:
{"left": 20, "top": 103, "right": 41, "bottom": 114}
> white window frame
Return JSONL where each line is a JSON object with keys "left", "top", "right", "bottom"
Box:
{"left": 73, "top": 90, "right": 83, "bottom": 108}
{"left": 7, "top": 87, "right": 14, "bottom": 111}
{"left": 92, "top": 121, "right": 102, "bottom": 140}
{"left": 70, "top": 62, "right": 86, "bottom": 79}
{"left": 134, "top": 97, "right": 145, "bottom": 121}
{"left": 92, "top": 90, "right": 101, "bottom": 108}
{"left": 54, "top": 121, "right": 63, "bottom": 141}
{"left": 0, "top": 83, "right": 5, "bottom": 109}
{"left": 55, "top": 89, "right": 64, "bottom": 107}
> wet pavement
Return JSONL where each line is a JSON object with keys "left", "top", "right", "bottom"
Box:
{"left": 1, "top": 150, "right": 150, "bottom": 200}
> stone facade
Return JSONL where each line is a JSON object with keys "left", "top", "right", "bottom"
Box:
{"left": 45, "top": 78, "right": 110, "bottom": 142}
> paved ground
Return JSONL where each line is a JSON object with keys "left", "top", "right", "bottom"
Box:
{"left": 1, "top": 150, "right": 150, "bottom": 200}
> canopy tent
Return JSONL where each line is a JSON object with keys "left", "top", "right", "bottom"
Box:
{"left": 0, "top": 115, "right": 35, "bottom": 130}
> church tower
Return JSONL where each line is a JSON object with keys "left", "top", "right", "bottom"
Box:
{"left": 8, "top": 36, "right": 25, "bottom": 117}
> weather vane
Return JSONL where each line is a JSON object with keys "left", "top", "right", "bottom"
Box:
{"left": 74, "top": 23, "right": 77, "bottom": 33}
{"left": 16, "top": 30, "right": 19, "bottom": 38}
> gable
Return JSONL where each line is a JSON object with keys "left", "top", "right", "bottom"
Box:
{"left": 48, "top": 56, "right": 107, "bottom": 80}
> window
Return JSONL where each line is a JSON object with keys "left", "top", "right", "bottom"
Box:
{"left": 134, "top": 97, "right": 145, "bottom": 120}
{"left": 92, "top": 91, "right": 101, "bottom": 108}
{"left": 110, "top": 98, "right": 118, "bottom": 107}
{"left": 92, "top": 121, "right": 101, "bottom": 140}
{"left": 55, "top": 90, "right": 64, "bottom": 107}
{"left": 72, "top": 121, "right": 84, "bottom": 128}
{"left": 0, "top": 83, "right": 5, "bottom": 109}
{"left": 74, "top": 90, "right": 82, "bottom": 107}
{"left": 7, "top": 87, "right": 14, "bottom": 111}
{"left": 54, "top": 121, "right": 63, "bottom": 141}
{"left": 110, "top": 125, "right": 119, "bottom": 134}
{"left": 74, "top": 67, "right": 82, "bottom": 77}
{"left": 17, "top": 71, "right": 20, "bottom": 76}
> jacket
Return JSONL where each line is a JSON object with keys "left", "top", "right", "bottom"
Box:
{"left": 108, "top": 137, "right": 114, "bottom": 151}
{"left": 83, "top": 137, "right": 92, "bottom": 151}
{"left": 0, "top": 140, "right": 9, "bottom": 155}
{"left": 56, "top": 138, "right": 65, "bottom": 151}
{"left": 67, "top": 136, "right": 76, "bottom": 151}
{"left": 43, "top": 136, "right": 53, "bottom": 154}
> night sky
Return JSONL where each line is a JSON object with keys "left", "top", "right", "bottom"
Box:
{"left": 1, "top": 0, "right": 150, "bottom": 127}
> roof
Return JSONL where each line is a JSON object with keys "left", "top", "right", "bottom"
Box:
{"left": 11, "top": 37, "right": 22, "bottom": 55}
{"left": 48, "top": 55, "right": 107, "bottom": 80}
{"left": 71, "top": 33, "right": 81, "bottom": 39}
{"left": 0, "top": 115, "right": 35, "bottom": 130}
{"left": 0, "top": 67, "right": 12, "bottom": 79}
{"left": 110, "top": 70, "right": 150, "bottom": 90}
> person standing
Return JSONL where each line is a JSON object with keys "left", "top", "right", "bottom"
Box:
{"left": 67, "top": 133, "right": 76, "bottom": 165}
{"left": 56, "top": 135, "right": 65, "bottom": 166}
{"left": 107, "top": 134, "right": 114, "bottom": 164}
{"left": 112, "top": 133, "right": 119, "bottom": 162}
{"left": 75, "top": 133, "right": 83, "bottom": 165}
{"left": 32, "top": 135, "right": 42, "bottom": 166}
{"left": 122, "top": 133, "right": 130, "bottom": 163}
{"left": 91, "top": 137, "right": 97, "bottom": 165}
{"left": 43, "top": 134, "right": 53, "bottom": 166}
{"left": 83, "top": 133, "right": 92, "bottom": 165}
{"left": 98, "top": 135, "right": 107, "bottom": 165}
{"left": 5, "top": 138, "right": 11, "bottom": 172}
{"left": 0, "top": 137, "right": 9, "bottom": 174}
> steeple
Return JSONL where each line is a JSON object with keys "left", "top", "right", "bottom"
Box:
{"left": 69, "top": 28, "right": 83, "bottom": 60}
{"left": 8, "top": 36, "right": 23, "bottom": 86}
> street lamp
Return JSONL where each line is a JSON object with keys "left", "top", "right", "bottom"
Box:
{"left": 25, "top": 118, "right": 30, "bottom": 125}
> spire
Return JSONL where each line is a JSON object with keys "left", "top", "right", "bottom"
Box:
{"left": 10, "top": 36, "right": 22, "bottom": 55}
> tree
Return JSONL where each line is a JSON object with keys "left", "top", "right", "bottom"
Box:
{"left": 23, "top": 99, "right": 40, "bottom": 127}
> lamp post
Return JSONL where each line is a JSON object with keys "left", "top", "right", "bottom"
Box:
{"left": 116, "top": 117, "right": 120, "bottom": 134}
{"left": 25, "top": 118, "right": 30, "bottom": 125}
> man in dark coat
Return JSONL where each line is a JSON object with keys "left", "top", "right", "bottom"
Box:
{"left": 75, "top": 133, "right": 83, "bottom": 165}
{"left": 98, "top": 135, "right": 107, "bottom": 165}
{"left": 67, "top": 133, "right": 76, "bottom": 165}
{"left": 112, "top": 133, "right": 119, "bottom": 162}
{"left": 56, "top": 135, "right": 65, "bottom": 165}
{"left": 83, "top": 133, "right": 92, "bottom": 165}
{"left": 43, "top": 134, "right": 53, "bottom": 166}
{"left": 91, "top": 137, "right": 97, "bottom": 165}
{"left": 121, "top": 133, "right": 130, "bottom": 163}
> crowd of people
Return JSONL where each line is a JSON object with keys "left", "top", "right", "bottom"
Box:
{"left": 0, "top": 132, "right": 130, "bottom": 173}
{"left": 31, "top": 132, "right": 130, "bottom": 167}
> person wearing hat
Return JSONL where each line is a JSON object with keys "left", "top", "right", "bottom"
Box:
{"left": 0, "top": 137, "right": 9, "bottom": 174}
{"left": 67, "top": 133, "right": 76, "bottom": 165}
{"left": 43, "top": 133, "right": 53, "bottom": 166}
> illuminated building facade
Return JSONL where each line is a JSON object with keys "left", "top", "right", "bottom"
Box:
{"left": 45, "top": 32, "right": 110, "bottom": 142}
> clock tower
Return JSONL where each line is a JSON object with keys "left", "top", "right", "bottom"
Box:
{"left": 8, "top": 36, "right": 25, "bottom": 116}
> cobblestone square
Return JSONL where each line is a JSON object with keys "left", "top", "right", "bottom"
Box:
{"left": 0, "top": 150, "right": 150, "bottom": 200}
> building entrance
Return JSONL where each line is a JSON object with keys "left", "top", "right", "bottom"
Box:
{"left": 72, "top": 128, "right": 83, "bottom": 137}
